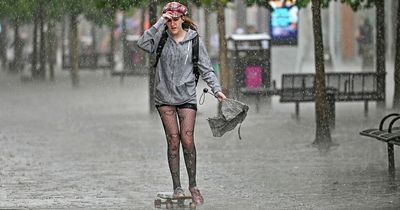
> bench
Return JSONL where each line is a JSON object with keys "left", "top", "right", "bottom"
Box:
{"left": 360, "top": 113, "right": 400, "bottom": 178}
{"left": 62, "top": 52, "right": 112, "bottom": 70}
{"left": 111, "top": 70, "right": 136, "bottom": 83}
{"left": 279, "top": 72, "right": 383, "bottom": 120}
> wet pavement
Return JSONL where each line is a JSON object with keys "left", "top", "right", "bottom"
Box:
{"left": 0, "top": 66, "right": 400, "bottom": 210}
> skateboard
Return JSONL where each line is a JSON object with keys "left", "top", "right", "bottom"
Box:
{"left": 154, "top": 192, "right": 196, "bottom": 209}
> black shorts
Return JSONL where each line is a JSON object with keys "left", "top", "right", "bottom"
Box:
{"left": 155, "top": 103, "right": 197, "bottom": 111}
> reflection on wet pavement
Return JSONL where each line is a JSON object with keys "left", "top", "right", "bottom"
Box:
{"left": 0, "top": 71, "right": 399, "bottom": 209}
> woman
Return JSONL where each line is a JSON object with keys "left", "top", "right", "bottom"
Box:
{"left": 137, "top": 1, "right": 226, "bottom": 205}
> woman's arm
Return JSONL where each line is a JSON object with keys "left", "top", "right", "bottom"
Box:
{"left": 197, "top": 38, "right": 226, "bottom": 101}
{"left": 137, "top": 17, "right": 167, "bottom": 53}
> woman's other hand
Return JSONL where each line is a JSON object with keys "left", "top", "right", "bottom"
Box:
{"left": 215, "top": 92, "right": 226, "bottom": 102}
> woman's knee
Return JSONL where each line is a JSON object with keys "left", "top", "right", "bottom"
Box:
{"left": 167, "top": 133, "right": 180, "bottom": 147}
{"left": 181, "top": 132, "right": 194, "bottom": 148}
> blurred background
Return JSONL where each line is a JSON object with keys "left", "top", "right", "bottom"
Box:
{"left": 1, "top": 1, "right": 400, "bottom": 209}
{"left": 0, "top": 0, "right": 397, "bottom": 82}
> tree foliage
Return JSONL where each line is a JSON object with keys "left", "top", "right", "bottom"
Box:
{"left": 341, "top": 0, "right": 376, "bottom": 10}
{"left": 0, "top": 0, "right": 34, "bottom": 25}
{"left": 297, "top": 0, "right": 379, "bottom": 9}
{"left": 245, "top": 0, "right": 272, "bottom": 10}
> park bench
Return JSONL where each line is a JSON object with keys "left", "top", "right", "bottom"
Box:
{"left": 279, "top": 72, "right": 383, "bottom": 119}
{"left": 360, "top": 113, "right": 400, "bottom": 178}
{"left": 62, "top": 52, "right": 112, "bottom": 70}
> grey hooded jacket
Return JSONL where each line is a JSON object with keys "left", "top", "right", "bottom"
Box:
{"left": 137, "top": 18, "right": 222, "bottom": 106}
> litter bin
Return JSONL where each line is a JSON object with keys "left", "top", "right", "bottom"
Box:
{"left": 227, "top": 34, "right": 272, "bottom": 111}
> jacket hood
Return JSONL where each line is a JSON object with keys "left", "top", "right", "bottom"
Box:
{"left": 185, "top": 28, "right": 198, "bottom": 41}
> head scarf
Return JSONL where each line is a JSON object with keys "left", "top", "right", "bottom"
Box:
{"left": 162, "top": 2, "right": 188, "bottom": 17}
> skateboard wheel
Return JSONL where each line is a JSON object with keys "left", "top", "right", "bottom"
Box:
{"left": 177, "top": 199, "right": 184, "bottom": 207}
{"left": 154, "top": 199, "right": 161, "bottom": 208}
{"left": 190, "top": 202, "right": 197, "bottom": 209}
{"left": 166, "top": 201, "right": 173, "bottom": 209}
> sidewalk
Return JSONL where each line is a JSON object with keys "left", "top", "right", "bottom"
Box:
{"left": 0, "top": 68, "right": 399, "bottom": 209}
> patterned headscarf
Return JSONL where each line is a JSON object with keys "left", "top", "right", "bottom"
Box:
{"left": 162, "top": 2, "right": 188, "bottom": 17}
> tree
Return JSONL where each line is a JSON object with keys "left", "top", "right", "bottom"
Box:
{"left": 200, "top": 0, "right": 233, "bottom": 98}
{"left": 87, "top": 0, "right": 117, "bottom": 72}
{"left": 45, "top": 0, "right": 66, "bottom": 81}
{"left": 149, "top": 0, "right": 158, "bottom": 113}
{"left": 297, "top": 0, "right": 332, "bottom": 147}
{"left": 375, "top": 0, "right": 386, "bottom": 109}
{"left": 69, "top": 4, "right": 83, "bottom": 87}
{"left": 30, "top": 0, "right": 54, "bottom": 80}
{"left": 38, "top": 0, "right": 46, "bottom": 80}
{"left": 393, "top": 2, "right": 400, "bottom": 110}
{"left": 0, "top": 0, "right": 34, "bottom": 72}
{"left": 216, "top": 1, "right": 230, "bottom": 97}
{"left": 94, "top": 0, "right": 140, "bottom": 71}
{"left": 297, "top": 0, "right": 390, "bottom": 145}
{"left": 62, "top": 0, "right": 90, "bottom": 87}
{"left": 0, "top": 20, "right": 7, "bottom": 69}
{"left": 245, "top": 0, "right": 272, "bottom": 10}
{"left": 344, "top": 0, "right": 386, "bottom": 109}
{"left": 31, "top": 3, "right": 39, "bottom": 78}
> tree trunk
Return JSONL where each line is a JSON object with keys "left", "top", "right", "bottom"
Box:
{"left": 13, "top": 23, "right": 23, "bottom": 72}
{"left": 204, "top": 7, "right": 211, "bottom": 52}
{"left": 109, "top": 11, "right": 117, "bottom": 72}
{"left": 148, "top": 0, "right": 157, "bottom": 113}
{"left": 91, "top": 24, "right": 97, "bottom": 69}
{"left": 70, "top": 13, "right": 79, "bottom": 87}
{"left": 391, "top": 0, "right": 398, "bottom": 60}
{"left": 0, "top": 21, "right": 8, "bottom": 69}
{"left": 39, "top": 5, "right": 46, "bottom": 80}
{"left": 31, "top": 14, "right": 39, "bottom": 77}
{"left": 47, "top": 19, "right": 56, "bottom": 81}
{"left": 62, "top": 17, "right": 66, "bottom": 69}
{"left": 217, "top": 3, "right": 230, "bottom": 97}
{"left": 376, "top": 0, "right": 386, "bottom": 109}
{"left": 90, "top": 22, "right": 99, "bottom": 69}
{"left": 122, "top": 13, "right": 130, "bottom": 71}
{"left": 109, "top": 27, "right": 115, "bottom": 71}
{"left": 393, "top": 1, "right": 400, "bottom": 111}
{"left": 311, "top": 0, "right": 332, "bottom": 147}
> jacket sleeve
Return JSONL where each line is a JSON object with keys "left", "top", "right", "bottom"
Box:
{"left": 197, "top": 38, "right": 222, "bottom": 95}
{"left": 137, "top": 17, "right": 167, "bottom": 54}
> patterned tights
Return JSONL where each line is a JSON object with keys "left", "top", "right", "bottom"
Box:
{"left": 157, "top": 105, "right": 197, "bottom": 190}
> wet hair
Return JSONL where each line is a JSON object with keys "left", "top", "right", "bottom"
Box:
{"left": 182, "top": 16, "right": 198, "bottom": 32}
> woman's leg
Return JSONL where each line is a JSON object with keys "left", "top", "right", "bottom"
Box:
{"left": 177, "top": 107, "right": 197, "bottom": 188}
{"left": 157, "top": 105, "right": 182, "bottom": 192}
{"left": 177, "top": 107, "right": 204, "bottom": 204}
